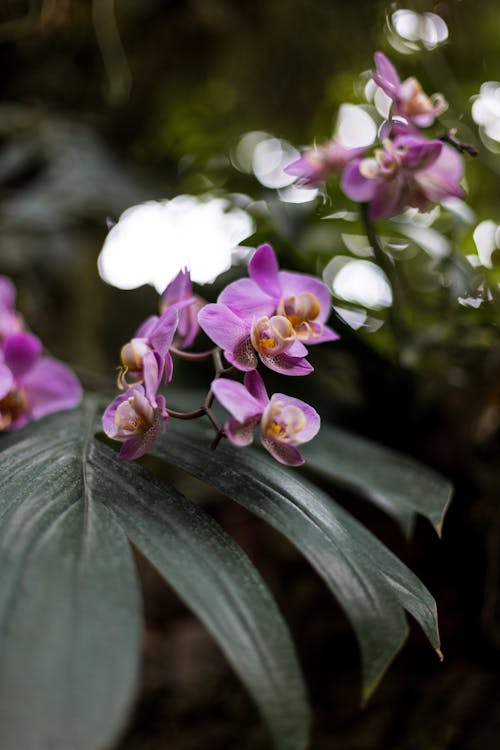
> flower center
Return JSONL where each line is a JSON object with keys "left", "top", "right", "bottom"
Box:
{"left": 114, "top": 394, "right": 154, "bottom": 437}
{"left": 250, "top": 315, "right": 295, "bottom": 355}
{"left": 261, "top": 400, "right": 307, "bottom": 443}
{"left": 0, "top": 387, "right": 28, "bottom": 430}
{"left": 278, "top": 292, "right": 324, "bottom": 340}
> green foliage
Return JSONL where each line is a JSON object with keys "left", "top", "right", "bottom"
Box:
{"left": 0, "top": 398, "right": 452, "bottom": 749}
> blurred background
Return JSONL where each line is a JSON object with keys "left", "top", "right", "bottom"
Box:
{"left": 2, "top": 0, "right": 500, "bottom": 747}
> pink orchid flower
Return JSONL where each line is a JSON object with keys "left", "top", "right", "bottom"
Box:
{"left": 212, "top": 370, "right": 320, "bottom": 466}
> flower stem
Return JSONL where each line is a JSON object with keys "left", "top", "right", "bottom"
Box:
{"left": 360, "top": 202, "right": 407, "bottom": 350}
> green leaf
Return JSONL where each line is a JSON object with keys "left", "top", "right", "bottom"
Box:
{"left": 0, "top": 402, "right": 141, "bottom": 750}
{"left": 301, "top": 424, "right": 453, "bottom": 536}
{"left": 90, "top": 441, "right": 311, "bottom": 750}
{"left": 152, "top": 421, "right": 442, "bottom": 699}
{"left": 0, "top": 403, "right": 310, "bottom": 750}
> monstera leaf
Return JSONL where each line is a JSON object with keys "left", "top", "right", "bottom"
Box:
{"left": 0, "top": 397, "right": 450, "bottom": 749}
{"left": 0, "top": 400, "right": 309, "bottom": 750}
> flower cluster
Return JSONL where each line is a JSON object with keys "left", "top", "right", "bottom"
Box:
{"left": 0, "top": 276, "right": 82, "bottom": 431}
{"left": 286, "top": 52, "right": 466, "bottom": 220}
{"left": 103, "top": 245, "right": 336, "bottom": 466}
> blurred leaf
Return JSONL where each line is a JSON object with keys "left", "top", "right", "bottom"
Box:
{"left": 92, "top": 441, "right": 310, "bottom": 750}
{"left": 152, "top": 421, "right": 442, "bottom": 699}
{"left": 300, "top": 424, "right": 453, "bottom": 536}
{"left": 0, "top": 402, "right": 141, "bottom": 750}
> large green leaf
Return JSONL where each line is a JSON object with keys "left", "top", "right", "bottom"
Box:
{"left": 0, "top": 402, "right": 141, "bottom": 750}
{"left": 152, "top": 421, "right": 442, "bottom": 699}
{"left": 301, "top": 424, "right": 453, "bottom": 536}
{"left": 90, "top": 441, "right": 310, "bottom": 750}
{"left": 0, "top": 403, "right": 310, "bottom": 750}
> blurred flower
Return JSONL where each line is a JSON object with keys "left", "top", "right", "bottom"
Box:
{"left": 285, "top": 142, "right": 366, "bottom": 186}
{"left": 0, "top": 331, "right": 82, "bottom": 431}
{"left": 372, "top": 52, "right": 447, "bottom": 127}
{"left": 342, "top": 128, "right": 464, "bottom": 220}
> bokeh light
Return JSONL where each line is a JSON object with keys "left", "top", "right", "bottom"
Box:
{"left": 98, "top": 195, "right": 254, "bottom": 291}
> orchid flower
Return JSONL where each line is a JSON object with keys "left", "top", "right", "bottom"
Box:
{"left": 342, "top": 127, "right": 464, "bottom": 220}
{"left": 0, "top": 275, "right": 24, "bottom": 342}
{"left": 198, "top": 302, "right": 313, "bottom": 376}
{"left": 372, "top": 51, "right": 448, "bottom": 128}
{"left": 211, "top": 370, "right": 320, "bottom": 466}
{"left": 218, "top": 244, "right": 338, "bottom": 346}
{"left": 102, "top": 384, "right": 167, "bottom": 461}
{"left": 118, "top": 307, "right": 179, "bottom": 403}
{"left": 0, "top": 332, "right": 82, "bottom": 431}
{"left": 285, "top": 141, "right": 366, "bottom": 186}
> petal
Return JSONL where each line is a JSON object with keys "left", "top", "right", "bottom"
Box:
{"left": 3, "top": 332, "right": 42, "bottom": 377}
{"left": 225, "top": 416, "right": 260, "bottom": 447}
{"left": 198, "top": 303, "right": 251, "bottom": 351}
{"left": 0, "top": 363, "right": 14, "bottom": 399}
{"left": 288, "top": 339, "right": 309, "bottom": 356}
{"left": 261, "top": 437, "right": 304, "bottom": 466}
{"left": 270, "top": 394, "right": 321, "bottom": 442}
{"left": 306, "top": 324, "right": 340, "bottom": 345}
{"left": 149, "top": 306, "right": 179, "bottom": 359}
{"left": 248, "top": 244, "right": 281, "bottom": 299}
{"left": 160, "top": 268, "right": 191, "bottom": 307}
{"left": 369, "top": 175, "right": 407, "bottom": 220}
{"left": 415, "top": 145, "right": 464, "bottom": 202}
{"left": 258, "top": 351, "right": 313, "bottom": 376}
{"left": 0, "top": 276, "right": 16, "bottom": 309}
{"left": 218, "top": 278, "right": 276, "bottom": 319}
{"left": 372, "top": 52, "right": 400, "bottom": 98}
{"left": 20, "top": 357, "right": 82, "bottom": 420}
{"left": 103, "top": 389, "right": 135, "bottom": 439}
{"left": 243, "top": 370, "right": 269, "bottom": 405}
{"left": 118, "top": 423, "right": 159, "bottom": 461}
{"left": 399, "top": 136, "right": 442, "bottom": 170}
{"left": 143, "top": 350, "right": 161, "bottom": 404}
{"left": 341, "top": 161, "right": 379, "bottom": 203}
{"left": 135, "top": 315, "right": 159, "bottom": 338}
{"left": 211, "top": 377, "right": 263, "bottom": 423}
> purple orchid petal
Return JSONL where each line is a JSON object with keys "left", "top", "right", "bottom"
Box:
{"left": 3, "top": 332, "right": 42, "bottom": 377}
{"left": 399, "top": 136, "right": 442, "bottom": 170}
{"left": 135, "top": 315, "right": 159, "bottom": 339}
{"left": 243, "top": 370, "right": 269, "bottom": 406}
{"left": 0, "top": 363, "right": 14, "bottom": 399}
{"left": 160, "top": 268, "right": 191, "bottom": 307}
{"left": 261, "top": 437, "right": 304, "bottom": 466}
{"left": 224, "top": 341, "right": 258, "bottom": 371}
{"left": 198, "top": 303, "right": 251, "bottom": 351}
{"left": 269, "top": 394, "right": 321, "bottom": 442}
{"left": 248, "top": 244, "right": 282, "bottom": 299}
{"left": 415, "top": 145, "right": 464, "bottom": 202}
{"left": 20, "top": 357, "right": 82, "bottom": 420}
{"left": 149, "top": 307, "right": 179, "bottom": 360}
{"left": 142, "top": 350, "right": 161, "bottom": 404}
{"left": 307, "top": 324, "right": 340, "bottom": 345}
{"left": 373, "top": 52, "right": 401, "bottom": 98}
{"left": 218, "top": 278, "right": 276, "bottom": 320}
{"left": 284, "top": 154, "right": 322, "bottom": 183}
{"left": 118, "top": 424, "right": 159, "bottom": 460}
{"left": 211, "top": 377, "right": 263, "bottom": 423}
{"left": 288, "top": 339, "right": 309, "bottom": 357}
{"left": 225, "top": 416, "right": 260, "bottom": 446}
{"left": 0, "top": 276, "right": 16, "bottom": 310}
{"left": 258, "top": 351, "right": 313, "bottom": 376}
{"left": 342, "top": 161, "right": 379, "bottom": 203}
{"left": 369, "top": 173, "right": 407, "bottom": 220}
